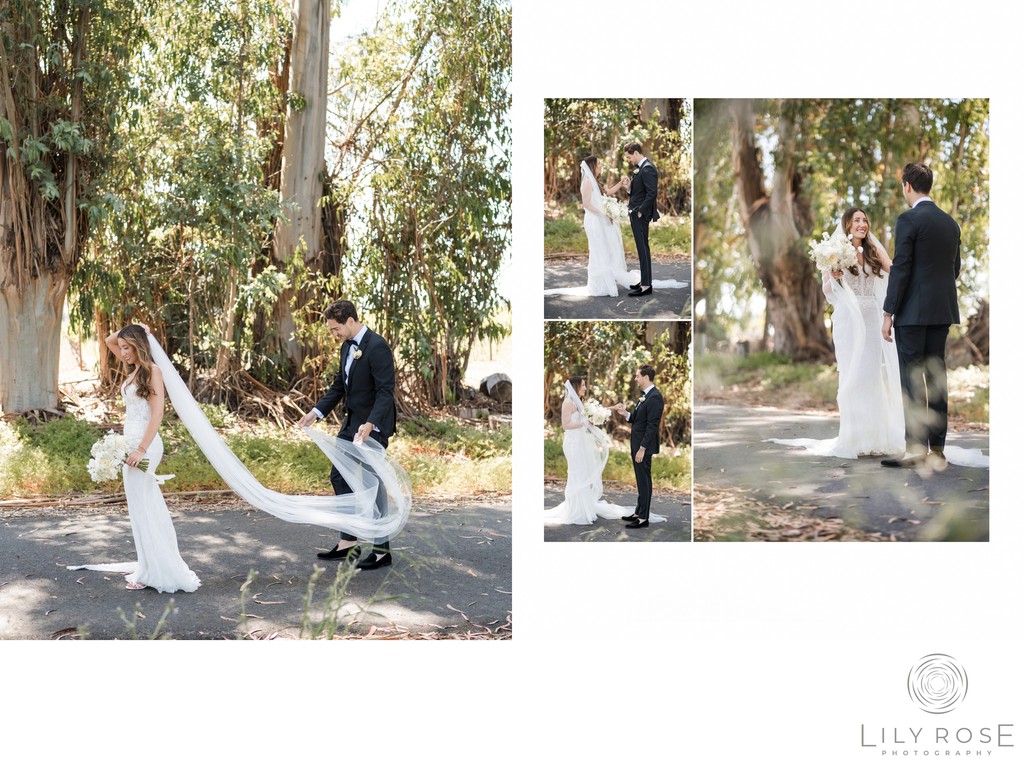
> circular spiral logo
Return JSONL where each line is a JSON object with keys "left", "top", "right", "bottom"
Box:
{"left": 907, "top": 654, "right": 968, "bottom": 714}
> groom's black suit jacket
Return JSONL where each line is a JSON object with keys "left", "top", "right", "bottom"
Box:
{"left": 628, "top": 160, "right": 660, "bottom": 222}
{"left": 314, "top": 328, "right": 397, "bottom": 448}
{"left": 883, "top": 200, "right": 961, "bottom": 326}
{"left": 628, "top": 386, "right": 663, "bottom": 455}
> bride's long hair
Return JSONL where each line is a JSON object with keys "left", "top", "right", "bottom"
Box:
{"left": 841, "top": 207, "right": 884, "bottom": 278}
{"left": 117, "top": 324, "right": 156, "bottom": 400}
{"left": 582, "top": 155, "right": 603, "bottom": 194}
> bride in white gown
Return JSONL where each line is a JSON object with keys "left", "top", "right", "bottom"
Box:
{"left": 69, "top": 324, "right": 412, "bottom": 591}
{"left": 768, "top": 208, "right": 988, "bottom": 468}
{"left": 544, "top": 157, "right": 687, "bottom": 297}
{"left": 69, "top": 324, "right": 200, "bottom": 592}
{"left": 545, "top": 377, "right": 665, "bottom": 525}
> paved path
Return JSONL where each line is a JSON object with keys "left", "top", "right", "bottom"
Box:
{"left": 0, "top": 496, "right": 511, "bottom": 639}
{"left": 544, "top": 256, "right": 691, "bottom": 320}
{"left": 543, "top": 485, "right": 691, "bottom": 542}
{"left": 694, "top": 404, "right": 989, "bottom": 541}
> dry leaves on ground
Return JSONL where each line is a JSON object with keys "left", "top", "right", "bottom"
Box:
{"left": 693, "top": 484, "right": 889, "bottom": 542}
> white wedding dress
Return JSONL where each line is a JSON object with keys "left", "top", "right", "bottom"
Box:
{"left": 544, "top": 161, "right": 687, "bottom": 297}
{"left": 545, "top": 382, "right": 666, "bottom": 525}
{"left": 768, "top": 236, "right": 988, "bottom": 468}
{"left": 70, "top": 335, "right": 413, "bottom": 590}
{"left": 68, "top": 380, "right": 201, "bottom": 593}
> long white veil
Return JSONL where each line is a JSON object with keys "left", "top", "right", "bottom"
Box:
{"left": 149, "top": 335, "right": 412, "bottom": 539}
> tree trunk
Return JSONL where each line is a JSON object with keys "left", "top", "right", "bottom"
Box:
{"left": 731, "top": 100, "right": 832, "bottom": 361}
{"left": 0, "top": 275, "right": 66, "bottom": 413}
{"left": 0, "top": 5, "right": 90, "bottom": 412}
{"left": 269, "top": 0, "right": 331, "bottom": 374}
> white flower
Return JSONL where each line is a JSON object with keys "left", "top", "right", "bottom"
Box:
{"left": 808, "top": 227, "right": 858, "bottom": 273}
{"left": 638, "top": 395, "right": 647, "bottom": 404}
{"left": 582, "top": 398, "right": 611, "bottom": 427}
{"left": 602, "top": 195, "right": 630, "bottom": 225}
{"left": 353, "top": 349, "right": 363, "bottom": 359}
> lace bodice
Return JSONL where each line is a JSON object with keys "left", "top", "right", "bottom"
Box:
{"left": 122, "top": 381, "right": 152, "bottom": 429}
{"left": 844, "top": 264, "right": 883, "bottom": 297}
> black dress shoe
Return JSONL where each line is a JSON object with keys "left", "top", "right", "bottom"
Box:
{"left": 624, "top": 518, "right": 649, "bottom": 528}
{"left": 628, "top": 286, "right": 653, "bottom": 297}
{"left": 629, "top": 282, "right": 641, "bottom": 290}
{"left": 317, "top": 544, "right": 361, "bottom": 561}
{"left": 621, "top": 513, "right": 639, "bottom": 521}
{"left": 356, "top": 552, "right": 393, "bottom": 570}
{"left": 880, "top": 453, "right": 926, "bottom": 468}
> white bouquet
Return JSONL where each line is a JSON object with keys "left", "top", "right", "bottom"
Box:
{"left": 583, "top": 399, "right": 611, "bottom": 427}
{"left": 602, "top": 195, "right": 630, "bottom": 225}
{"left": 808, "top": 229, "right": 858, "bottom": 273}
{"left": 87, "top": 431, "right": 147, "bottom": 482}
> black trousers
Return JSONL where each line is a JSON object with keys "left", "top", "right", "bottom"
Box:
{"left": 330, "top": 429, "right": 390, "bottom": 553}
{"left": 632, "top": 449, "right": 654, "bottom": 520}
{"left": 629, "top": 214, "right": 652, "bottom": 286}
{"left": 894, "top": 324, "right": 950, "bottom": 453}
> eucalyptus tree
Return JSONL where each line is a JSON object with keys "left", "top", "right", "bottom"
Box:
{"left": 0, "top": 0, "right": 149, "bottom": 412}
{"left": 322, "top": 0, "right": 512, "bottom": 406}
{"left": 698, "top": 98, "right": 988, "bottom": 361}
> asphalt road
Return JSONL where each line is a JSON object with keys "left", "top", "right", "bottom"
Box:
{"left": 0, "top": 496, "right": 511, "bottom": 639}
{"left": 544, "top": 256, "right": 692, "bottom": 320}
{"left": 694, "top": 404, "right": 989, "bottom": 541}
{"left": 542, "top": 485, "right": 691, "bottom": 542}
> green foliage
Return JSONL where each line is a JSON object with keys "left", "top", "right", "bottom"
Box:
{"left": 70, "top": 0, "right": 289, "bottom": 383}
{"left": 0, "top": 413, "right": 511, "bottom": 498}
{"left": 544, "top": 435, "right": 691, "bottom": 491}
{"left": 544, "top": 199, "right": 691, "bottom": 255}
{"left": 545, "top": 98, "right": 691, "bottom": 215}
{"left": 323, "top": 0, "right": 512, "bottom": 405}
{"left": 695, "top": 98, "right": 990, "bottom": 343}
{"left": 0, "top": 0, "right": 152, "bottom": 294}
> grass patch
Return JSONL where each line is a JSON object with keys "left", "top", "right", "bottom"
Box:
{"left": 697, "top": 352, "right": 989, "bottom": 427}
{"left": 0, "top": 413, "right": 511, "bottom": 499}
{"left": 544, "top": 433, "right": 690, "bottom": 491}
{"left": 544, "top": 199, "right": 691, "bottom": 256}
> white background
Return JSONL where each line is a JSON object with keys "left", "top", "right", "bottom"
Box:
{"left": 3, "top": 2, "right": 1022, "bottom": 763}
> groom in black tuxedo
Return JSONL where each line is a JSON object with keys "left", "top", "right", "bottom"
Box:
{"left": 298, "top": 300, "right": 398, "bottom": 569}
{"left": 881, "top": 163, "right": 961, "bottom": 470}
{"left": 614, "top": 364, "right": 664, "bottom": 528}
{"left": 624, "top": 142, "right": 659, "bottom": 297}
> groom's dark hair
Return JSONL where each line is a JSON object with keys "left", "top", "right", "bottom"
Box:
{"left": 624, "top": 142, "right": 642, "bottom": 155}
{"left": 324, "top": 300, "right": 358, "bottom": 324}
{"left": 902, "top": 163, "right": 933, "bottom": 194}
{"left": 639, "top": 364, "right": 655, "bottom": 381}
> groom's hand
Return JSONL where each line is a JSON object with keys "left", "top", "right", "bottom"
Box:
{"left": 355, "top": 422, "right": 374, "bottom": 442}
{"left": 881, "top": 314, "right": 894, "bottom": 343}
{"left": 635, "top": 447, "right": 646, "bottom": 463}
{"left": 298, "top": 409, "right": 318, "bottom": 428}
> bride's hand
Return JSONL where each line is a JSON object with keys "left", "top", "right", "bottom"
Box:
{"left": 831, "top": 270, "right": 843, "bottom": 280}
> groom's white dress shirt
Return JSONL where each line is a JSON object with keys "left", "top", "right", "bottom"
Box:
{"left": 626, "top": 384, "right": 656, "bottom": 422}
{"left": 912, "top": 196, "right": 933, "bottom": 209}
{"left": 345, "top": 325, "right": 369, "bottom": 382}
